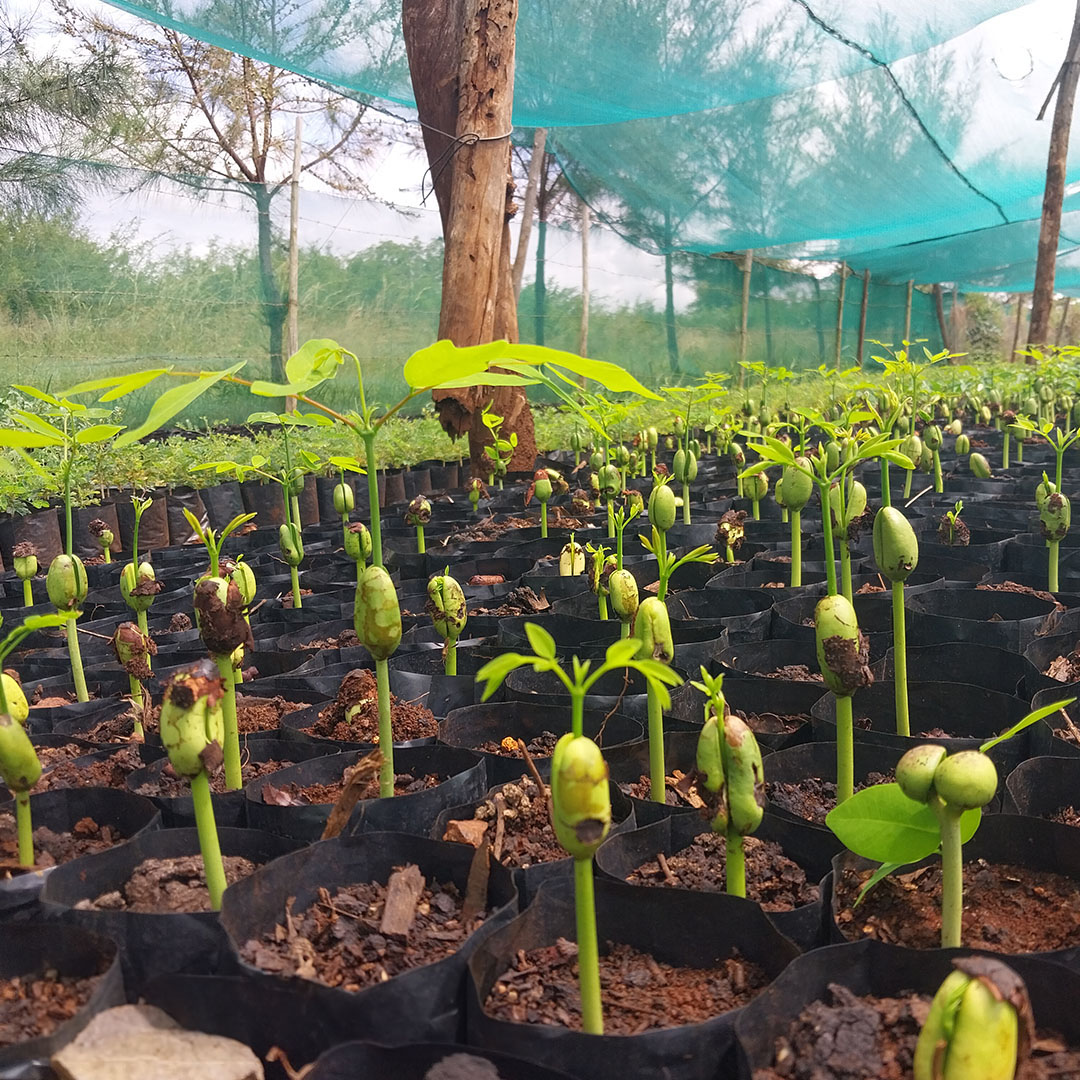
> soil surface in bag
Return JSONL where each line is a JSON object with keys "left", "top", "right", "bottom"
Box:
{"left": 760, "top": 665, "right": 823, "bottom": 683}
{"left": 442, "top": 774, "right": 563, "bottom": 869}
{"left": 34, "top": 742, "right": 97, "bottom": 768}
{"left": 0, "top": 972, "right": 100, "bottom": 1048}
{"left": 751, "top": 982, "right": 1080, "bottom": 1080}
{"left": 135, "top": 757, "right": 297, "bottom": 797}
{"left": 298, "top": 668, "right": 437, "bottom": 742}
{"left": 240, "top": 862, "right": 491, "bottom": 990}
{"left": 36, "top": 745, "right": 148, "bottom": 792}
{"left": 766, "top": 771, "right": 893, "bottom": 825}
{"left": 1045, "top": 647, "right": 1080, "bottom": 683}
{"left": 77, "top": 854, "right": 256, "bottom": 913}
{"left": 260, "top": 762, "right": 440, "bottom": 806}
{"left": 0, "top": 812, "right": 124, "bottom": 871}
{"left": 475, "top": 730, "right": 560, "bottom": 758}
{"left": 626, "top": 832, "right": 818, "bottom": 912}
{"left": 484, "top": 937, "right": 769, "bottom": 1034}
{"left": 834, "top": 860, "right": 1080, "bottom": 952}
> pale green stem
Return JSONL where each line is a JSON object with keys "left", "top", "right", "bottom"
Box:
{"left": 416, "top": 524, "right": 425, "bottom": 554}
{"left": 819, "top": 483, "right": 839, "bottom": 596}
{"left": 571, "top": 689, "right": 584, "bottom": 739}
{"left": 289, "top": 565, "right": 302, "bottom": 609}
{"left": 574, "top": 857, "right": 603, "bottom": 1035}
{"left": 190, "top": 770, "right": 226, "bottom": 911}
{"left": 1003, "top": 431, "right": 1010, "bottom": 470}
{"left": 725, "top": 831, "right": 745, "bottom": 898}
{"left": 647, "top": 680, "right": 665, "bottom": 802}
{"left": 377, "top": 658, "right": 394, "bottom": 797}
{"left": 880, "top": 457, "right": 891, "bottom": 507}
{"left": 21, "top": 579, "right": 31, "bottom": 607}
{"left": 620, "top": 621, "right": 630, "bottom": 639}
{"left": 835, "top": 694, "right": 854, "bottom": 804}
{"left": 15, "top": 790, "right": 33, "bottom": 868}
{"left": 932, "top": 450, "right": 942, "bottom": 493}
{"left": 682, "top": 482, "right": 691, "bottom": 524}
{"left": 1050, "top": 540, "right": 1060, "bottom": 594}
{"left": 137, "top": 610, "right": 152, "bottom": 672}
{"left": 362, "top": 431, "right": 383, "bottom": 568}
{"left": 445, "top": 637, "right": 458, "bottom": 676}
{"left": 607, "top": 500, "right": 615, "bottom": 539}
{"left": 892, "top": 581, "right": 909, "bottom": 736}
{"left": 790, "top": 510, "right": 802, "bottom": 588}
{"left": 1017, "top": 438, "right": 1023, "bottom": 463}
{"left": 215, "top": 653, "right": 241, "bottom": 790}
{"left": 541, "top": 502, "right": 548, "bottom": 539}
{"left": 598, "top": 593, "right": 608, "bottom": 621}
{"left": 67, "top": 619, "right": 88, "bottom": 703}
{"left": 751, "top": 497, "right": 760, "bottom": 521}
{"left": 932, "top": 795, "right": 964, "bottom": 949}
{"left": 903, "top": 466, "right": 913, "bottom": 499}
{"left": 128, "top": 676, "right": 144, "bottom": 738}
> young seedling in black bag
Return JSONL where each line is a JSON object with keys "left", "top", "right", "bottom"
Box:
{"left": 111, "top": 621, "right": 156, "bottom": 739}
{"left": 426, "top": 571, "right": 467, "bottom": 676}
{"left": 159, "top": 662, "right": 228, "bottom": 910}
{"left": 690, "top": 669, "right": 764, "bottom": 898}
{"left": 12, "top": 542, "right": 36, "bottom": 608}
{"left": 873, "top": 506, "right": 919, "bottom": 736}
{"left": 915, "top": 956, "right": 1032, "bottom": 1080}
{"left": 121, "top": 497, "right": 163, "bottom": 668}
{"left": 405, "top": 496, "right": 432, "bottom": 554}
{"left": 827, "top": 698, "right": 1073, "bottom": 949}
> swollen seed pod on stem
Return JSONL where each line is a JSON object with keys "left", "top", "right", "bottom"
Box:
{"left": 405, "top": 495, "right": 432, "bottom": 527}
{"left": 345, "top": 522, "right": 372, "bottom": 565}
{"left": 12, "top": 542, "right": 36, "bottom": 583}
{"left": 121, "top": 561, "right": 162, "bottom": 613}
{"left": 278, "top": 522, "right": 304, "bottom": 567}
{"left": 648, "top": 482, "right": 677, "bottom": 533}
{"left": 0, "top": 674, "right": 27, "bottom": 726}
{"left": 634, "top": 597, "right": 674, "bottom": 664}
{"left": 0, "top": 713, "right": 40, "bottom": 794}
{"left": 780, "top": 461, "right": 813, "bottom": 512}
{"left": 354, "top": 565, "right": 403, "bottom": 661}
{"left": 914, "top": 957, "right": 1031, "bottom": 1080}
{"left": 88, "top": 519, "right": 114, "bottom": 561}
{"left": 608, "top": 569, "right": 639, "bottom": 624}
{"left": 159, "top": 661, "right": 226, "bottom": 779}
{"left": 814, "top": 594, "right": 872, "bottom": 698}
{"left": 1040, "top": 491, "right": 1071, "bottom": 543}
{"left": 425, "top": 572, "right": 467, "bottom": 641}
{"left": 969, "top": 452, "right": 992, "bottom": 479}
{"left": 194, "top": 577, "right": 254, "bottom": 658}
{"left": 550, "top": 733, "right": 612, "bottom": 861}
{"left": 873, "top": 507, "right": 919, "bottom": 583}
{"left": 559, "top": 538, "right": 585, "bottom": 576}
{"left": 333, "top": 482, "right": 354, "bottom": 515}
{"left": 46, "top": 554, "right": 88, "bottom": 612}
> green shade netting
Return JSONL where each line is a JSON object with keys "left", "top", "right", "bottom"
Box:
{"left": 95, "top": 0, "right": 1074, "bottom": 290}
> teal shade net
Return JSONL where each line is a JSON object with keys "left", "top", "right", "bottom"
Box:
{"left": 95, "top": 0, "right": 1073, "bottom": 293}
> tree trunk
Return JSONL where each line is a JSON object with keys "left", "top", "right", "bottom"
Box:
{"left": 762, "top": 269, "right": 775, "bottom": 366}
{"left": 405, "top": 0, "right": 534, "bottom": 475}
{"left": 856, "top": 269, "right": 870, "bottom": 368}
{"left": 813, "top": 276, "right": 825, "bottom": 364}
{"left": 1056, "top": 296, "right": 1072, "bottom": 344}
{"left": 933, "top": 283, "right": 950, "bottom": 352}
{"left": 512, "top": 127, "right": 546, "bottom": 300}
{"left": 834, "top": 262, "right": 847, "bottom": 369}
{"left": 534, "top": 185, "right": 548, "bottom": 346}
{"left": 1029, "top": 0, "right": 1080, "bottom": 346}
{"left": 579, "top": 199, "right": 590, "bottom": 359}
{"left": 253, "top": 183, "right": 286, "bottom": 384}
{"left": 739, "top": 252, "right": 752, "bottom": 386}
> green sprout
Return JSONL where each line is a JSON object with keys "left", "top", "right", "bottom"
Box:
{"left": 111, "top": 622, "right": 155, "bottom": 738}
{"left": 638, "top": 525, "right": 718, "bottom": 602}
{"left": 426, "top": 570, "right": 467, "bottom": 676}
{"left": 12, "top": 543, "right": 36, "bottom": 608}
{"left": 405, "top": 495, "right": 432, "bottom": 554}
{"left": 873, "top": 506, "right": 919, "bottom": 736}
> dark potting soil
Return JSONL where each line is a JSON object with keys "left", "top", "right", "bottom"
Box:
{"left": 71, "top": 708, "right": 148, "bottom": 744}
{"left": 854, "top": 581, "right": 886, "bottom": 595}
{"left": 752, "top": 982, "right": 1080, "bottom": 1080}
{"left": 0, "top": 973, "right": 98, "bottom": 1048}
{"left": 626, "top": 833, "right": 819, "bottom": 912}
{"left": 485, "top": 938, "right": 769, "bottom": 1035}
{"left": 475, "top": 731, "right": 560, "bottom": 758}
{"left": 766, "top": 772, "right": 893, "bottom": 826}
{"left": 240, "top": 865, "right": 489, "bottom": 989}
{"left": 443, "top": 775, "right": 563, "bottom": 868}
{"left": 260, "top": 769, "right": 440, "bottom": 807}
{"left": 978, "top": 581, "right": 1062, "bottom": 609}
{"left": 235, "top": 696, "right": 307, "bottom": 735}
{"left": 743, "top": 711, "right": 809, "bottom": 736}
{"left": 303, "top": 668, "right": 437, "bottom": 743}
{"left": 760, "top": 665, "right": 823, "bottom": 684}
{"left": 0, "top": 814, "right": 120, "bottom": 874}
{"left": 280, "top": 589, "right": 314, "bottom": 609}
{"left": 1045, "top": 651, "right": 1080, "bottom": 683}
{"left": 299, "top": 629, "right": 359, "bottom": 651}
{"left": 135, "top": 757, "right": 291, "bottom": 798}
{"left": 77, "top": 854, "right": 257, "bottom": 913}
{"left": 35, "top": 744, "right": 92, "bottom": 769}
{"left": 467, "top": 587, "right": 553, "bottom": 618}
{"left": 620, "top": 770, "right": 701, "bottom": 808}
{"left": 36, "top": 745, "right": 147, "bottom": 792}
{"left": 1045, "top": 805, "right": 1080, "bottom": 827}
{"left": 834, "top": 860, "right": 1080, "bottom": 953}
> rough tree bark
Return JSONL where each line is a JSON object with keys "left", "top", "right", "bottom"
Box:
{"left": 253, "top": 184, "right": 286, "bottom": 383}
{"left": 1029, "top": 0, "right": 1080, "bottom": 346}
{"left": 402, "top": 0, "right": 535, "bottom": 474}
{"left": 511, "top": 127, "right": 546, "bottom": 300}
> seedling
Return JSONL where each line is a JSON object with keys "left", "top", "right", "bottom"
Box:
{"left": 559, "top": 534, "right": 585, "bottom": 576}
{"left": 873, "top": 507, "right": 919, "bottom": 736}
{"left": 159, "top": 662, "right": 228, "bottom": 910}
{"left": 608, "top": 568, "right": 639, "bottom": 639}
{"left": 12, "top": 543, "right": 37, "bottom": 607}
{"left": 638, "top": 525, "right": 718, "bottom": 602}
{"left": 405, "top": 496, "right": 432, "bottom": 554}
{"left": 585, "top": 542, "right": 616, "bottom": 620}
{"left": 354, "top": 564, "right": 403, "bottom": 797}
{"left": 550, "top": 732, "right": 611, "bottom": 1035}
{"left": 815, "top": 593, "right": 873, "bottom": 803}
{"left": 87, "top": 518, "right": 114, "bottom": 563}
{"left": 184, "top": 511, "right": 258, "bottom": 790}
{"left": 481, "top": 403, "right": 516, "bottom": 488}
{"left": 780, "top": 459, "right": 813, "bottom": 586}
{"left": 426, "top": 570, "right": 467, "bottom": 676}
{"left": 111, "top": 622, "right": 155, "bottom": 738}
{"left": 827, "top": 698, "right": 1073, "bottom": 948}
{"left": 121, "top": 497, "right": 163, "bottom": 662}
{"left": 915, "top": 957, "right": 1030, "bottom": 1080}
{"left": 1037, "top": 473, "right": 1071, "bottom": 593}
{"left": 646, "top": 475, "right": 677, "bottom": 566}
{"left": 636, "top": 597, "right": 677, "bottom": 802}
{"left": 690, "top": 669, "right": 764, "bottom": 898}
{"left": 525, "top": 469, "right": 553, "bottom": 537}
{"left": 938, "top": 500, "right": 968, "bottom": 547}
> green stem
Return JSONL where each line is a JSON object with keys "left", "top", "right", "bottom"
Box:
{"left": 128, "top": 676, "right": 144, "bottom": 738}
{"left": 616, "top": 526, "right": 623, "bottom": 572}
{"left": 21, "top": 579, "right": 31, "bottom": 607}
{"left": 290, "top": 494, "right": 302, "bottom": 533}
{"left": 819, "top": 483, "right": 839, "bottom": 596}
{"left": 137, "top": 610, "right": 152, "bottom": 672}
{"left": 725, "top": 831, "right": 745, "bottom": 898}
{"left": 376, "top": 658, "right": 394, "bottom": 797}
{"left": 445, "top": 637, "right": 458, "bottom": 677}
{"left": 932, "top": 450, "right": 942, "bottom": 494}
{"left": 839, "top": 542, "right": 853, "bottom": 605}
{"left": 620, "top": 621, "right": 630, "bottom": 639}
{"left": 647, "top": 680, "right": 665, "bottom": 802}
{"left": 416, "top": 524, "right": 425, "bottom": 554}
{"left": 933, "top": 797, "right": 964, "bottom": 949}
{"left": 190, "top": 770, "right": 226, "bottom": 911}
{"left": 362, "top": 431, "right": 383, "bottom": 568}
{"left": 571, "top": 689, "right": 584, "bottom": 738}
{"left": 880, "top": 457, "right": 891, "bottom": 507}
{"left": 607, "top": 500, "right": 615, "bottom": 539}
{"left": 790, "top": 510, "right": 802, "bottom": 588}
{"left": 725, "top": 542, "right": 734, "bottom": 564}
{"left": 903, "top": 465, "right": 913, "bottom": 499}
{"left": 781, "top": 506, "right": 788, "bottom": 523}
{"left": 835, "top": 694, "right": 854, "bottom": 804}
{"left": 289, "top": 565, "right": 302, "bottom": 609}
{"left": 1050, "top": 539, "right": 1060, "bottom": 594}
{"left": 1017, "top": 437, "right": 1023, "bottom": 463}
{"left": 892, "top": 581, "right": 909, "bottom": 736}
{"left": 1003, "top": 431, "right": 1010, "bottom": 470}
{"left": 574, "top": 857, "right": 603, "bottom": 1035}
{"left": 541, "top": 503, "right": 548, "bottom": 539}
{"left": 597, "top": 593, "right": 608, "bottom": 621}
{"left": 103, "top": 547, "right": 111, "bottom": 564}
{"left": 682, "top": 482, "right": 691, "bottom": 524}
{"left": 15, "top": 790, "right": 33, "bottom": 867}
{"left": 215, "top": 653, "right": 241, "bottom": 790}
{"left": 67, "top": 618, "right": 88, "bottom": 703}
{"left": 63, "top": 454, "right": 73, "bottom": 556}
{"left": 751, "top": 498, "right": 759, "bottom": 521}
{"left": 1056, "top": 451, "right": 1064, "bottom": 494}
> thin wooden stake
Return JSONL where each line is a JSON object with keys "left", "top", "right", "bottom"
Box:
{"left": 285, "top": 114, "right": 302, "bottom": 413}
{"left": 857, "top": 268, "right": 870, "bottom": 368}
{"left": 904, "top": 279, "right": 914, "bottom": 343}
{"left": 834, "top": 261, "right": 847, "bottom": 370}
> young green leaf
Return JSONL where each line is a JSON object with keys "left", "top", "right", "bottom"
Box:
{"left": 979, "top": 698, "right": 1076, "bottom": 754}
{"left": 74, "top": 424, "right": 125, "bottom": 445}
{"left": 524, "top": 623, "right": 557, "bottom": 660}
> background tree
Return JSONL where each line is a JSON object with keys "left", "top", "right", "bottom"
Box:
{"left": 57, "top": 0, "right": 399, "bottom": 381}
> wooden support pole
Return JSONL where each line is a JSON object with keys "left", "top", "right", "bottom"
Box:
{"left": 933, "top": 283, "right": 950, "bottom": 352}
{"left": 1029, "top": 0, "right": 1080, "bottom": 345}
{"left": 857, "top": 269, "right": 870, "bottom": 368}
{"left": 579, "top": 200, "right": 590, "bottom": 363}
{"left": 904, "top": 279, "right": 914, "bottom": 343}
{"left": 834, "top": 261, "right": 847, "bottom": 370}
{"left": 285, "top": 114, "right": 302, "bottom": 413}
{"left": 1056, "top": 295, "right": 1072, "bottom": 344}
{"left": 738, "top": 251, "right": 752, "bottom": 387}
{"left": 511, "top": 127, "right": 546, "bottom": 301}
{"left": 1012, "top": 293, "right": 1025, "bottom": 359}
